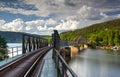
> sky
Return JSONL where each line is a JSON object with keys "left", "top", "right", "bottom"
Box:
{"left": 0, "top": 0, "right": 120, "bottom": 35}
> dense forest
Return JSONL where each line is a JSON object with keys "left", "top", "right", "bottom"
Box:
{"left": 60, "top": 19, "right": 120, "bottom": 46}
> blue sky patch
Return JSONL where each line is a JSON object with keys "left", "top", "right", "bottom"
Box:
{"left": 0, "top": 11, "right": 49, "bottom": 22}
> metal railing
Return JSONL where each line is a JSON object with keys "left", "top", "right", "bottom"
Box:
{"left": 7, "top": 46, "right": 22, "bottom": 57}
{"left": 0, "top": 46, "right": 22, "bottom": 67}
{"left": 53, "top": 48, "right": 77, "bottom": 77}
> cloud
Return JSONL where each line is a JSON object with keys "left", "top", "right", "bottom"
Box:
{"left": 77, "top": 5, "right": 106, "bottom": 20}
{"left": 0, "top": 18, "right": 81, "bottom": 35}
{"left": 0, "top": 14, "right": 119, "bottom": 35}
{"left": 117, "top": 14, "right": 120, "bottom": 18}
{"left": 1, "top": 18, "right": 24, "bottom": 31}
{"left": 0, "top": 7, "right": 49, "bottom": 17}
{"left": 0, "top": 20, "right": 5, "bottom": 26}
{"left": 55, "top": 20, "right": 79, "bottom": 30}
{"left": 45, "top": 18, "right": 57, "bottom": 26}
{"left": 0, "top": 18, "right": 54, "bottom": 35}
{"left": 0, "top": 0, "right": 120, "bottom": 35}
{"left": 23, "top": 0, "right": 120, "bottom": 16}
{"left": 0, "top": 0, "right": 120, "bottom": 20}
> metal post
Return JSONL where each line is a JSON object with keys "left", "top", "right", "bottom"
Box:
{"left": 22, "top": 35, "right": 26, "bottom": 54}
{"left": 12, "top": 48, "right": 14, "bottom": 58}
{"left": 39, "top": 39, "right": 41, "bottom": 48}
{"left": 34, "top": 38, "right": 36, "bottom": 50}
{"left": 62, "top": 63, "right": 65, "bottom": 77}
{"left": 28, "top": 36, "right": 31, "bottom": 52}
{"left": 36, "top": 38, "right": 38, "bottom": 49}
{"left": 39, "top": 39, "right": 40, "bottom": 48}
{"left": 62, "top": 51, "right": 65, "bottom": 77}
{"left": 17, "top": 47, "right": 18, "bottom": 56}
{"left": 33, "top": 37, "right": 35, "bottom": 50}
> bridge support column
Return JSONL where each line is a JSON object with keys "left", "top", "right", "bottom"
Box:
{"left": 22, "top": 35, "right": 26, "bottom": 54}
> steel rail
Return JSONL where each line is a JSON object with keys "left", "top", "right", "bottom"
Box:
{"left": 0, "top": 47, "right": 46, "bottom": 70}
{"left": 24, "top": 47, "right": 51, "bottom": 77}
{"left": 0, "top": 47, "right": 51, "bottom": 77}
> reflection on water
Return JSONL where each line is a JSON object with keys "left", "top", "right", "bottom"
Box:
{"left": 69, "top": 49, "right": 120, "bottom": 77}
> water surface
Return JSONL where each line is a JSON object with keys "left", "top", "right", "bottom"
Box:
{"left": 69, "top": 49, "right": 120, "bottom": 77}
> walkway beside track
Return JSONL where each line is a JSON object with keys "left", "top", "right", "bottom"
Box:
{"left": 41, "top": 49, "right": 57, "bottom": 77}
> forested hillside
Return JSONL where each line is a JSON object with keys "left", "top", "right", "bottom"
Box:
{"left": 60, "top": 19, "right": 120, "bottom": 46}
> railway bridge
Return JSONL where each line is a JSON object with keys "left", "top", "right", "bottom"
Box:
{"left": 0, "top": 30, "right": 77, "bottom": 77}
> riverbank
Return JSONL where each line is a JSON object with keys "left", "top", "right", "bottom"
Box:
{"left": 95, "top": 45, "right": 120, "bottom": 51}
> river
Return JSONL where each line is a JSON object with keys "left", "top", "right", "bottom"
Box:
{"left": 69, "top": 49, "right": 120, "bottom": 77}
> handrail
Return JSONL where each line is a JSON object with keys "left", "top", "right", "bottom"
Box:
{"left": 54, "top": 49, "right": 77, "bottom": 77}
{"left": 7, "top": 46, "right": 22, "bottom": 57}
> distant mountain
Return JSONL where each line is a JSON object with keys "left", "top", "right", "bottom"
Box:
{"left": 0, "top": 31, "right": 49, "bottom": 43}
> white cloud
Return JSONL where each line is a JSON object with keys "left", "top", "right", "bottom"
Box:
{"left": 117, "top": 14, "right": 120, "bottom": 18}
{"left": 0, "top": 18, "right": 56, "bottom": 35}
{"left": 0, "top": 18, "right": 81, "bottom": 35}
{"left": 0, "top": 13, "right": 119, "bottom": 35}
{"left": 0, "top": 20, "right": 5, "bottom": 26}
{"left": 0, "top": 1, "right": 119, "bottom": 35}
{"left": 77, "top": 5, "right": 105, "bottom": 20}
{"left": 45, "top": 19, "right": 57, "bottom": 26}
{"left": 0, "top": 0, "right": 119, "bottom": 36}
{"left": 1, "top": 18, "right": 24, "bottom": 31}
{"left": 55, "top": 20, "right": 79, "bottom": 30}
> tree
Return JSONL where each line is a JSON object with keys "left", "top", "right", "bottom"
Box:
{"left": 108, "top": 30, "right": 114, "bottom": 45}
{"left": 114, "top": 31, "right": 120, "bottom": 46}
{"left": 0, "top": 35, "right": 8, "bottom": 61}
{"left": 89, "top": 34, "right": 98, "bottom": 45}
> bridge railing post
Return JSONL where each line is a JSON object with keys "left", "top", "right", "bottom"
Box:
{"left": 22, "top": 34, "right": 26, "bottom": 54}
{"left": 61, "top": 51, "right": 65, "bottom": 77}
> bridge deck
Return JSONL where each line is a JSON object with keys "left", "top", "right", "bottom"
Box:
{"left": 40, "top": 49, "right": 57, "bottom": 77}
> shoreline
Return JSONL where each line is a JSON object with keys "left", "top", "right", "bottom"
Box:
{"left": 95, "top": 45, "right": 120, "bottom": 51}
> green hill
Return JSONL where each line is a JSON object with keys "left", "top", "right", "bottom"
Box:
{"left": 60, "top": 19, "right": 120, "bottom": 46}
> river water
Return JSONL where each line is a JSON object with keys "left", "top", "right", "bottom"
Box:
{"left": 69, "top": 49, "right": 120, "bottom": 77}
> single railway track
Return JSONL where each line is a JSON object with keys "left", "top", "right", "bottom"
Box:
{"left": 0, "top": 46, "right": 52, "bottom": 77}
